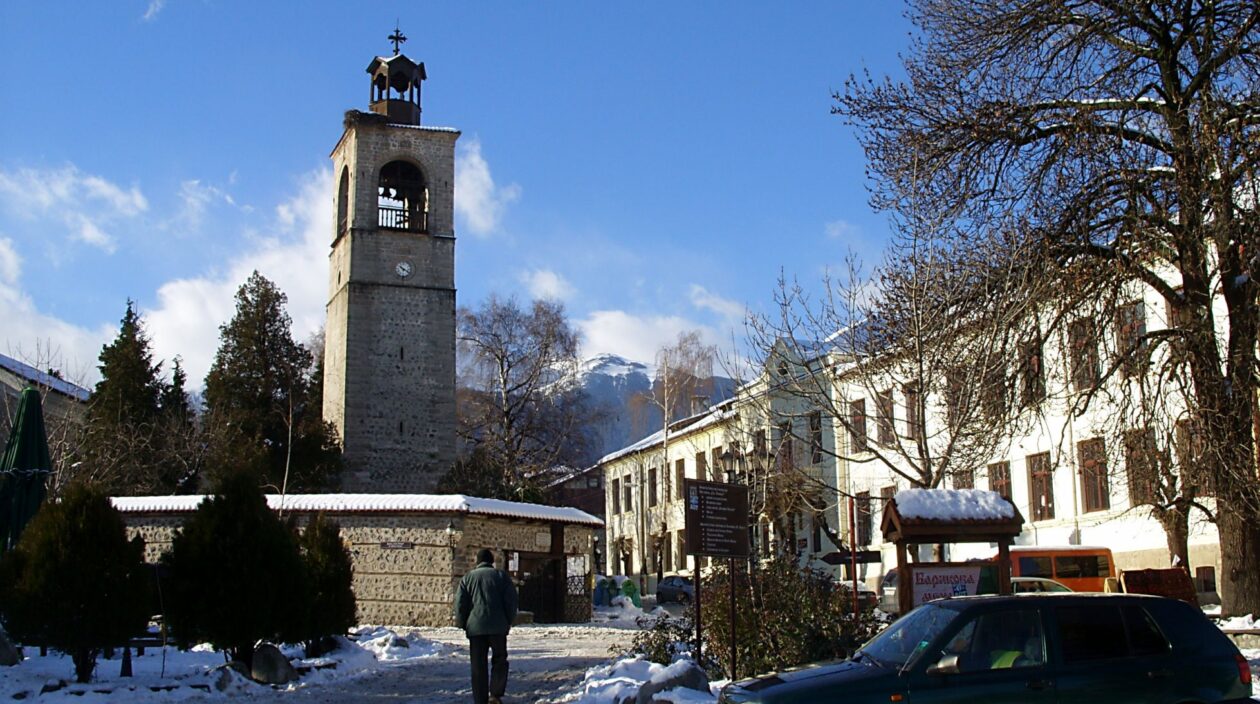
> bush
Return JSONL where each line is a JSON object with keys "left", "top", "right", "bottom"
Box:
{"left": 0, "top": 484, "right": 149, "bottom": 682}
{"left": 621, "top": 611, "right": 699, "bottom": 666}
{"left": 161, "top": 470, "right": 306, "bottom": 667}
{"left": 699, "top": 556, "right": 882, "bottom": 679}
{"left": 294, "top": 513, "right": 356, "bottom": 656}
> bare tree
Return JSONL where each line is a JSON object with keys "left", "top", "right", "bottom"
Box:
{"left": 449, "top": 295, "right": 596, "bottom": 501}
{"left": 836, "top": 0, "right": 1260, "bottom": 613}
{"left": 629, "top": 331, "right": 717, "bottom": 587}
{"left": 745, "top": 208, "right": 1046, "bottom": 557}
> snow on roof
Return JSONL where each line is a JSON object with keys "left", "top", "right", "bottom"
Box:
{"left": 544, "top": 464, "right": 597, "bottom": 489}
{"left": 387, "top": 123, "right": 460, "bottom": 133}
{"left": 111, "top": 493, "right": 603, "bottom": 526}
{"left": 893, "top": 488, "right": 1016, "bottom": 522}
{"left": 595, "top": 404, "right": 736, "bottom": 466}
{"left": 0, "top": 353, "right": 90, "bottom": 402}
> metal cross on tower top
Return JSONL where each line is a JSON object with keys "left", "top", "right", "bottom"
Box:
{"left": 388, "top": 24, "right": 407, "bottom": 55}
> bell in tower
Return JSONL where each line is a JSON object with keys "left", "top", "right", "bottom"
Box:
{"left": 366, "top": 26, "right": 426, "bottom": 125}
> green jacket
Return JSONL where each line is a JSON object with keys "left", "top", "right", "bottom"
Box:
{"left": 455, "top": 562, "right": 518, "bottom": 636}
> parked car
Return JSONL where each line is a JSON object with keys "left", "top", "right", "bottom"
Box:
{"left": 656, "top": 575, "right": 694, "bottom": 604}
{"left": 878, "top": 568, "right": 900, "bottom": 614}
{"left": 835, "top": 579, "right": 880, "bottom": 611}
{"left": 719, "top": 594, "right": 1252, "bottom": 703}
{"left": 1010, "top": 576, "right": 1072, "bottom": 593}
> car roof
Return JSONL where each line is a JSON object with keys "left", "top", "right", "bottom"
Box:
{"left": 935, "top": 592, "right": 1167, "bottom": 610}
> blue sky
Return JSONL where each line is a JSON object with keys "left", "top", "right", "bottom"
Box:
{"left": 0, "top": 2, "right": 912, "bottom": 388}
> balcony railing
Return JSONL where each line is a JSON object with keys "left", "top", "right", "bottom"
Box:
{"left": 378, "top": 204, "right": 427, "bottom": 232}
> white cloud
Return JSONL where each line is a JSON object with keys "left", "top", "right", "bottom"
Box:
{"left": 825, "top": 219, "right": 858, "bottom": 240}
{"left": 0, "top": 269, "right": 113, "bottom": 387}
{"left": 578, "top": 310, "right": 720, "bottom": 367}
{"left": 519, "top": 269, "right": 575, "bottom": 301}
{"left": 71, "top": 214, "right": 115, "bottom": 253}
{"left": 0, "top": 168, "right": 328, "bottom": 389}
{"left": 0, "top": 238, "right": 21, "bottom": 286}
{"left": 0, "top": 165, "right": 147, "bottom": 253}
{"left": 688, "top": 284, "right": 745, "bottom": 322}
{"left": 455, "top": 138, "right": 520, "bottom": 237}
{"left": 142, "top": 0, "right": 166, "bottom": 21}
{"left": 143, "top": 169, "right": 333, "bottom": 388}
{"left": 178, "top": 179, "right": 233, "bottom": 230}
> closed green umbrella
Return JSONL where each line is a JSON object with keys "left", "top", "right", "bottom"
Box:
{"left": 0, "top": 388, "right": 53, "bottom": 555}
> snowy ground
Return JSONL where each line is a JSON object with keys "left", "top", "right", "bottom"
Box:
{"left": 2, "top": 603, "right": 1255, "bottom": 702}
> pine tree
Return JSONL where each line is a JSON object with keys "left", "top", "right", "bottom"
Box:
{"left": 159, "top": 356, "right": 193, "bottom": 426}
{"left": 80, "top": 301, "right": 183, "bottom": 494}
{"left": 203, "top": 272, "right": 340, "bottom": 491}
{"left": 90, "top": 300, "right": 162, "bottom": 428}
{"left": 295, "top": 513, "right": 356, "bottom": 656}
{"left": 0, "top": 483, "right": 150, "bottom": 683}
{"left": 161, "top": 470, "right": 308, "bottom": 668}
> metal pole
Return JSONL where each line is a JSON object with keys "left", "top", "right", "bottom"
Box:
{"left": 849, "top": 495, "right": 859, "bottom": 618}
{"left": 695, "top": 562, "right": 703, "bottom": 661}
{"left": 729, "top": 557, "right": 737, "bottom": 680}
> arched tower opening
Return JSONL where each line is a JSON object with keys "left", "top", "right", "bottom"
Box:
{"left": 336, "top": 166, "right": 350, "bottom": 238}
{"left": 377, "top": 160, "right": 429, "bottom": 232}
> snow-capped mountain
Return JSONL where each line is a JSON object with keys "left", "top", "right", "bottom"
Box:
{"left": 572, "top": 353, "right": 736, "bottom": 465}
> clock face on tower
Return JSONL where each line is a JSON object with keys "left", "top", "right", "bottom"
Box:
{"left": 395, "top": 261, "right": 414, "bottom": 279}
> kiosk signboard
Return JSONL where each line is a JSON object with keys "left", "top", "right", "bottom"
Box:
{"left": 683, "top": 479, "right": 749, "bottom": 558}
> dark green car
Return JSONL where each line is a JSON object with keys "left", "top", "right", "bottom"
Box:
{"left": 719, "top": 594, "right": 1252, "bottom": 704}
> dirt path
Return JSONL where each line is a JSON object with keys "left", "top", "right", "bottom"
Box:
{"left": 235, "top": 624, "right": 636, "bottom": 704}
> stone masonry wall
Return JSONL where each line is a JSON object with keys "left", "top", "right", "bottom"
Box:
{"left": 324, "top": 119, "right": 459, "bottom": 494}
{"left": 121, "top": 510, "right": 595, "bottom": 628}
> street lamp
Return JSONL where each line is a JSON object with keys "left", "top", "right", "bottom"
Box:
{"left": 592, "top": 534, "right": 602, "bottom": 575}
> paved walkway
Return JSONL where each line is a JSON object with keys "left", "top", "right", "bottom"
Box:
{"left": 235, "top": 625, "right": 635, "bottom": 704}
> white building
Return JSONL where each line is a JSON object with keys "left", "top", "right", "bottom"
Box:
{"left": 598, "top": 284, "right": 1224, "bottom": 598}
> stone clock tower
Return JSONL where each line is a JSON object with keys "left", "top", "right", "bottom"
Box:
{"left": 323, "top": 41, "right": 458, "bottom": 493}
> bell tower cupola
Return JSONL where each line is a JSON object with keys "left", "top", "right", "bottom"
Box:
{"left": 367, "top": 25, "right": 426, "bottom": 125}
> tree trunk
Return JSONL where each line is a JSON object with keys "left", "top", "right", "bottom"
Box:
{"left": 1152, "top": 505, "right": 1190, "bottom": 573}
{"left": 72, "top": 648, "right": 97, "bottom": 683}
{"left": 1217, "top": 507, "right": 1260, "bottom": 616}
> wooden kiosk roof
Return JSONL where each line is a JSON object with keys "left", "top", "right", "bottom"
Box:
{"left": 880, "top": 489, "right": 1025, "bottom": 614}
{"left": 881, "top": 489, "right": 1024, "bottom": 544}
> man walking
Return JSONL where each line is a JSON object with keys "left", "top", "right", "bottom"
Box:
{"left": 455, "top": 548, "right": 518, "bottom": 704}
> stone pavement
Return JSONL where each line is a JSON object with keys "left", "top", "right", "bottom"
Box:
{"left": 234, "top": 625, "right": 634, "bottom": 704}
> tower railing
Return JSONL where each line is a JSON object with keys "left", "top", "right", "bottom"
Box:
{"left": 378, "top": 204, "right": 428, "bottom": 232}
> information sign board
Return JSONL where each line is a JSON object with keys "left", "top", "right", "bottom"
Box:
{"left": 907, "top": 563, "right": 999, "bottom": 606}
{"left": 683, "top": 479, "right": 749, "bottom": 558}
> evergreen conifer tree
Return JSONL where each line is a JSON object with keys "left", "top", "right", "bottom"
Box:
{"left": 90, "top": 300, "right": 162, "bottom": 428}
{"left": 161, "top": 470, "right": 307, "bottom": 667}
{"left": 159, "top": 356, "right": 193, "bottom": 426}
{"left": 203, "top": 272, "right": 340, "bottom": 490}
{"left": 81, "top": 301, "right": 187, "bottom": 494}
{"left": 0, "top": 483, "right": 149, "bottom": 683}
{"left": 295, "top": 513, "right": 356, "bottom": 656}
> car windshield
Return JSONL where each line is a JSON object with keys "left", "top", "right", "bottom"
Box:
{"left": 857, "top": 604, "right": 959, "bottom": 669}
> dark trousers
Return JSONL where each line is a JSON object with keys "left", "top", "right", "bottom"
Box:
{"left": 468, "top": 633, "right": 508, "bottom": 703}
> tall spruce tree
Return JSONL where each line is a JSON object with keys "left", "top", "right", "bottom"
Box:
{"left": 203, "top": 272, "right": 340, "bottom": 490}
{"left": 90, "top": 300, "right": 161, "bottom": 427}
{"left": 160, "top": 356, "right": 193, "bottom": 425}
{"left": 80, "top": 300, "right": 186, "bottom": 494}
